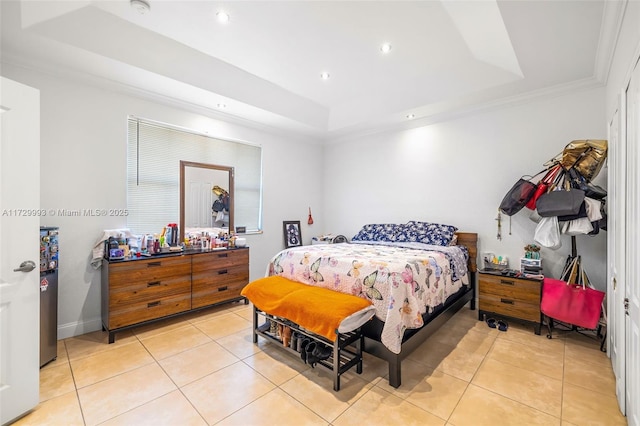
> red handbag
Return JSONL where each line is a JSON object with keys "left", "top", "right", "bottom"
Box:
{"left": 540, "top": 277, "right": 604, "bottom": 329}
{"left": 526, "top": 164, "right": 563, "bottom": 210}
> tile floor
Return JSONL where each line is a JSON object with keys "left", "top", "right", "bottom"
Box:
{"left": 15, "top": 302, "right": 626, "bottom": 426}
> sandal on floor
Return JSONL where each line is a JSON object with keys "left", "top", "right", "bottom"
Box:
{"left": 497, "top": 320, "right": 509, "bottom": 332}
{"left": 486, "top": 318, "right": 497, "bottom": 329}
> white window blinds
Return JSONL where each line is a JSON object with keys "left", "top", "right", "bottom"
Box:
{"left": 127, "top": 118, "right": 262, "bottom": 235}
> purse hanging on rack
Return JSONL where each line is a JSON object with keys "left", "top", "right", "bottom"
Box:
{"left": 525, "top": 164, "right": 563, "bottom": 210}
{"left": 540, "top": 256, "right": 605, "bottom": 329}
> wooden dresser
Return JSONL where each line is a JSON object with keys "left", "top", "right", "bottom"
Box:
{"left": 478, "top": 271, "right": 543, "bottom": 334}
{"left": 101, "top": 247, "right": 249, "bottom": 343}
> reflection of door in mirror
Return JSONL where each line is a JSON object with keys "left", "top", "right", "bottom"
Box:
{"left": 180, "top": 161, "right": 234, "bottom": 243}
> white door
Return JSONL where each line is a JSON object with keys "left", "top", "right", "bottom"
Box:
{"left": 0, "top": 77, "right": 40, "bottom": 425}
{"left": 625, "top": 55, "right": 640, "bottom": 426}
{"left": 608, "top": 104, "right": 626, "bottom": 413}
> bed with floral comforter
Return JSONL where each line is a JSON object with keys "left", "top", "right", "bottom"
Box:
{"left": 267, "top": 241, "right": 470, "bottom": 354}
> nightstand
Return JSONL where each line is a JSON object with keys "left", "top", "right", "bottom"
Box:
{"left": 478, "top": 271, "right": 543, "bottom": 335}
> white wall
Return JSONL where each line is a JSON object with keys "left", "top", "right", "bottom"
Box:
{"left": 324, "top": 87, "right": 608, "bottom": 291}
{"left": 2, "top": 63, "right": 324, "bottom": 339}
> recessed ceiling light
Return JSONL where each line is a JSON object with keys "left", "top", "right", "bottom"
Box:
{"left": 130, "top": 0, "right": 150, "bottom": 14}
{"left": 216, "top": 11, "right": 230, "bottom": 23}
{"left": 380, "top": 43, "right": 392, "bottom": 53}
{"left": 217, "top": 103, "right": 227, "bottom": 109}
{"left": 406, "top": 114, "right": 415, "bottom": 119}
{"left": 320, "top": 72, "right": 330, "bottom": 80}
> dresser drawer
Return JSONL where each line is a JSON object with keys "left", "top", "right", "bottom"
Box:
{"left": 108, "top": 293, "right": 192, "bottom": 329}
{"left": 109, "top": 277, "right": 191, "bottom": 306}
{"left": 192, "top": 278, "right": 246, "bottom": 308}
{"left": 479, "top": 294, "right": 541, "bottom": 322}
{"left": 478, "top": 274, "right": 541, "bottom": 303}
{"left": 108, "top": 257, "right": 192, "bottom": 289}
{"left": 192, "top": 265, "right": 249, "bottom": 309}
{"left": 192, "top": 249, "right": 249, "bottom": 272}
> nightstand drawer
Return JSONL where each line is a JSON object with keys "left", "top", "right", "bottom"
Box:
{"left": 479, "top": 294, "right": 541, "bottom": 322}
{"left": 478, "top": 274, "right": 541, "bottom": 303}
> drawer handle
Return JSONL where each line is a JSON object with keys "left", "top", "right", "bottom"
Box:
{"left": 218, "top": 253, "right": 228, "bottom": 258}
{"left": 147, "top": 281, "right": 161, "bottom": 287}
{"left": 218, "top": 269, "right": 228, "bottom": 275}
{"left": 500, "top": 298, "right": 514, "bottom": 305}
{"left": 218, "top": 286, "right": 228, "bottom": 292}
{"left": 147, "top": 262, "right": 162, "bottom": 267}
{"left": 147, "top": 301, "right": 161, "bottom": 308}
{"left": 500, "top": 279, "right": 515, "bottom": 286}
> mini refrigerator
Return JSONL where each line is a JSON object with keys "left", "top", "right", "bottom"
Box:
{"left": 40, "top": 227, "right": 58, "bottom": 367}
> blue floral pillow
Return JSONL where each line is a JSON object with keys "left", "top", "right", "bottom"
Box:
{"left": 401, "top": 221, "right": 458, "bottom": 246}
{"left": 351, "top": 223, "right": 402, "bottom": 242}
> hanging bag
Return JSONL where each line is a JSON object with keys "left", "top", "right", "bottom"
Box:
{"left": 536, "top": 188, "right": 585, "bottom": 217}
{"left": 525, "top": 164, "right": 563, "bottom": 210}
{"left": 560, "top": 140, "right": 608, "bottom": 182}
{"left": 499, "top": 169, "right": 549, "bottom": 216}
{"left": 540, "top": 256, "right": 605, "bottom": 329}
{"left": 533, "top": 216, "right": 561, "bottom": 249}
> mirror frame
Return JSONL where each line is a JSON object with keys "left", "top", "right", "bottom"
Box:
{"left": 180, "top": 160, "right": 234, "bottom": 244}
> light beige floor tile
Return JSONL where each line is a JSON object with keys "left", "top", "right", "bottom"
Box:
{"left": 64, "top": 329, "right": 137, "bottom": 361}
{"left": 427, "top": 324, "right": 497, "bottom": 357}
{"left": 140, "top": 324, "right": 211, "bottom": 360}
{"left": 40, "top": 340, "right": 70, "bottom": 371}
{"left": 193, "top": 312, "right": 252, "bottom": 340}
{"left": 402, "top": 367, "right": 469, "bottom": 420}
{"left": 410, "top": 340, "right": 485, "bottom": 382}
{"left": 77, "top": 363, "right": 176, "bottom": 426}
{"left": 70, "top": 340, "right": 155, "bottom": 388}
{"left": 186, "top": 303, "right": 242, "bottom": 323}
{"left": 132, "top": 316, "right": 193, "bottom": 340}
{"left": 448, "top": 384, "right": 560, "bottom": 426}
{"left": 243, "top": 343, "right": 310, "bottom": 385}
{"left": 100, "top": 390, "right": 207, "bottom": 426}
{"left": 472, "top": 357, "right": 562, "bottom": 417}
{"left": 181, "top": 362, "right": 276, "bottom": 425}
{"left": 217, "top": 388, "right": 328, "bottom": 426}
{"left": 333, "top": 386, "right": 446, "bottom": 426}
{"left": 232, "top": 304, "right": 254, "bottom": 322}
{"left": 280, "top": 367, "right": 373, "bottom": 422}
{"left": 358, "top": 352, "right": 388, "bottom": 385}
{"left": 158, "top": 340, "right": 239, "bottom": 386}
{"left": 564, "top": 335, "right": 610, "bottom": 368}
{"left": 497, "top": 321, "right": 566, "bottom": 352}
{"left": 217, "top": 330, "right": 268, "bottom": 359}
{"left": 376, "top": 358, "right": 438, "bottom": 397}
{"left": 562, "top": 382, "right": 626, "bottom": 425}
{"left": 563, "top": 356, "right": 617, "bottom": 396}
{"left": 485, "top": 338, "right": 564, "bottom": 380}
{"left": 13, "top": 391, "right": 84, "bottom": 426}
{"left": 39, "top": 361, "right": 76, "bottom": 402}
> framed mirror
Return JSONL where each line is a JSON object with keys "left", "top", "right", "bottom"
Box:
{"left": 180, "top": 161, "right": 234, "bottom": 243}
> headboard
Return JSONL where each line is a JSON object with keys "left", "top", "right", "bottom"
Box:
{"left": 455, "top": 232, "right": 478, "bottom": 273}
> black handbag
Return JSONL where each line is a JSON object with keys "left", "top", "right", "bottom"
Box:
{"left": 557, "top": 200, "right": 588, "bottom": 221}
{"left": 499, "top": 177, "right": 537, "bottom": 216}
{"left": 567, "top": 167, "right": 607, "bottom": 200}
{"left": 536, "top": 189, "right": 586, "bottom": 217}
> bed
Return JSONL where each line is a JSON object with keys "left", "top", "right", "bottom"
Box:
{"left": 265, "top": 221, "right": 478, "bottom": 387}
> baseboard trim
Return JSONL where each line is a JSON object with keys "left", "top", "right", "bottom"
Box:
{"left": 57, "top": 317, "right": 102, "bottom": 340}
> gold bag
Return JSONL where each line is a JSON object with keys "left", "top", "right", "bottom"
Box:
{"left": 560, "top": 140, "right": 607, "bottom": 181}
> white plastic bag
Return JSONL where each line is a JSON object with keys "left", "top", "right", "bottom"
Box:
{"left": 561, "top": 217, "right": 594, "bottom": 235}
{"left": 534, "top": 216, "right": 562, "bottom": 249}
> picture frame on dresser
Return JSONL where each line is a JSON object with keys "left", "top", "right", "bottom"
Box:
{"left": 283, "top": 220, "right": 302, "bottom": 248}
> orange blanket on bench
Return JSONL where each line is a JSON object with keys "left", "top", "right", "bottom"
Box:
{"left": 241, "top": 276, "right": 374, "bottom": 341}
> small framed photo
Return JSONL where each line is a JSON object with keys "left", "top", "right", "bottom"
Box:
{"left": 283, "top": 221, "right": 302, "bottom": 248}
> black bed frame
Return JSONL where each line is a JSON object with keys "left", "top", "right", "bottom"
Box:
{"left": 362, "top": 232, "right": 478, "bottom": 388}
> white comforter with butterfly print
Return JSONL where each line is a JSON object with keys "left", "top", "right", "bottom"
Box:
{"left": 267, "top": 242, "right": 469, "bottom": 354}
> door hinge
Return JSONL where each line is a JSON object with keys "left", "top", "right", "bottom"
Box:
{"left": 624, "top": 297, "right": 629, "bottom": 315}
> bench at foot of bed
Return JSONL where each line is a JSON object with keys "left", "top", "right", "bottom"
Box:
{"left": 241, "top": 276, "right": 376, "bottom": 391}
